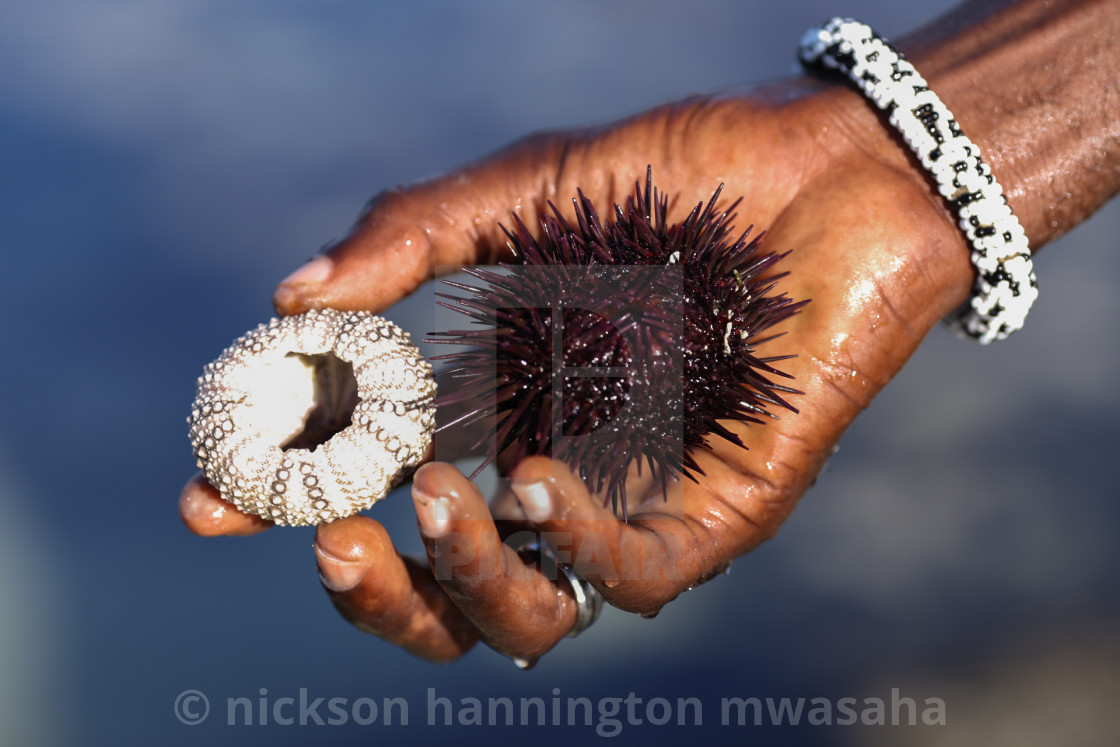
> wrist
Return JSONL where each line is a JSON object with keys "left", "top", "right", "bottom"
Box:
{"left": 787, "top": 80, "right": 978, "bottom": 320}
{"left": 800, "top": 17, "right": 1039, "bottom": 341}
{"left": 898, "top": 0, "right": 1120, "bottom": 250}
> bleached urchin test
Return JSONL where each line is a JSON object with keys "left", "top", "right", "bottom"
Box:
{"left": 187, "top": 309, "right": 435, "bottom": 526}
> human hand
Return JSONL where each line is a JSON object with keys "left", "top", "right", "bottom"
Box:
{"left": 181, "top": 69, "right": 984, "bottom": 664}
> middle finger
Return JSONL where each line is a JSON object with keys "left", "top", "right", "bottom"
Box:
{"left": 412, "top": 462, "right": 581, "bottom": 663}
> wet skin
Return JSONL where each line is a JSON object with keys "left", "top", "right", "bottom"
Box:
{"left": 181, "top": 0, "right": 1120, "bottom": 663}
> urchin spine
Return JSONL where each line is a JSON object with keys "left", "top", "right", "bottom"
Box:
{"left": 430, "top": 169, "right": 807, "bottom": 513}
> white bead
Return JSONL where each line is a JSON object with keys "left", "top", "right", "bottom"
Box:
{"left": 800, "top": 17, "right": 1037, "bottom": 342}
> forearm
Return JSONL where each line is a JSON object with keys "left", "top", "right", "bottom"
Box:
{"left": 899, "top": 0, "right": 1120, "bottom": 250}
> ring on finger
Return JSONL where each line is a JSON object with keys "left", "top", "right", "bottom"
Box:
{"left": 512, "top": 537, "right": 604, "bottom": 638}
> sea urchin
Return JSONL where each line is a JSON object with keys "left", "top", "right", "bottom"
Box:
{"left": 430, "top": 169, "right": 807, "bottom": 515}
{"left": 188, "top": 310, "right": 435, "bottom": 526}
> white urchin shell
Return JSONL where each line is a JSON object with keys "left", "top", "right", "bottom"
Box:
{"left": 187, "top": 309, "right": 435, "bottom": 526}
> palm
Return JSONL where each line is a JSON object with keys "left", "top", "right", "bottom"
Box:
{"left": 483, "top": 104, "right": 968, "bottom": 614}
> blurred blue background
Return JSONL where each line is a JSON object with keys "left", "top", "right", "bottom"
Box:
{"left": 2, "top": 1, "right": 1118, "bottom": 745}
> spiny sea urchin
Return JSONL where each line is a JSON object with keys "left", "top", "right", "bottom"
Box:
{"left": 429, "top": 168, "right": 807, "bottom": 515}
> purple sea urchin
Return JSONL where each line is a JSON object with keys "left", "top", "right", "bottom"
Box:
{"left": 430, "top": 169, "right": 807, "bottom": 515}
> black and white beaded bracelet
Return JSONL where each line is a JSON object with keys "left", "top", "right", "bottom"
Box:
{"left": 799, "top": 17, "right": 1038, "bottom": 344}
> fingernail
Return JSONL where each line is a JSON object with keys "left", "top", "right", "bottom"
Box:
{"left": 510, "top": 478, "right": 552, "bottom": 523}
{"left": 413, "top": 485, "right": 451, "bottom": 538}
{"left": 179, "top": 487, "right": 222, "bottom": 525}
{"left": 314, "top": 545, "right": 368, "bottom": 592}
{"left": 179, "top": 478, "right": 272, "bottom": 536}
{"left": 279, "top": 255, "right": 333, "bottom": 289}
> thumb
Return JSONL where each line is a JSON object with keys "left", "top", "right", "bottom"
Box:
{"left": 272, "top": 132, "right": 574, "bottom": 315}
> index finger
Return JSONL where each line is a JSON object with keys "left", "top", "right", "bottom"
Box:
{"left": 272, "top": 133, "right": 573, "bottom": 316}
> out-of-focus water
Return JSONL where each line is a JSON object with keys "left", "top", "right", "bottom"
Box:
{"left": 1, "top": 2, "right": 1117, "bottom": 745}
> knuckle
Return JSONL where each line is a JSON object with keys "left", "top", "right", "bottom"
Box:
{"left": 356, "top": 186, "right": 412, "bottom": 223}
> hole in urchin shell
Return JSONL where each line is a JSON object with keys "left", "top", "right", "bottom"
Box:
{"left": 279, "top": 352, "right": 359, "bottom": 452}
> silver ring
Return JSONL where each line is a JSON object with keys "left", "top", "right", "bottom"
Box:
{"left": 512, "top": 537, "right": 603, "bottom": 638}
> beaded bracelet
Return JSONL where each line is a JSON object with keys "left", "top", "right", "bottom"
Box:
{"left": 799, "top": 17, "right": 1038, "bottom": 344}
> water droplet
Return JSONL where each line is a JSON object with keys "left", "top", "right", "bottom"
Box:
{"left": 723, "top": 561, "right": 733, "bottom": 576}
{"left": 512, "top": 657, "right": 537, "bottom": 670}
{"left": 602, "top": 578, "right": 620, "bottom": 589}
{"left": 639, "top": 609, "right": 660, "bottom": 620}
